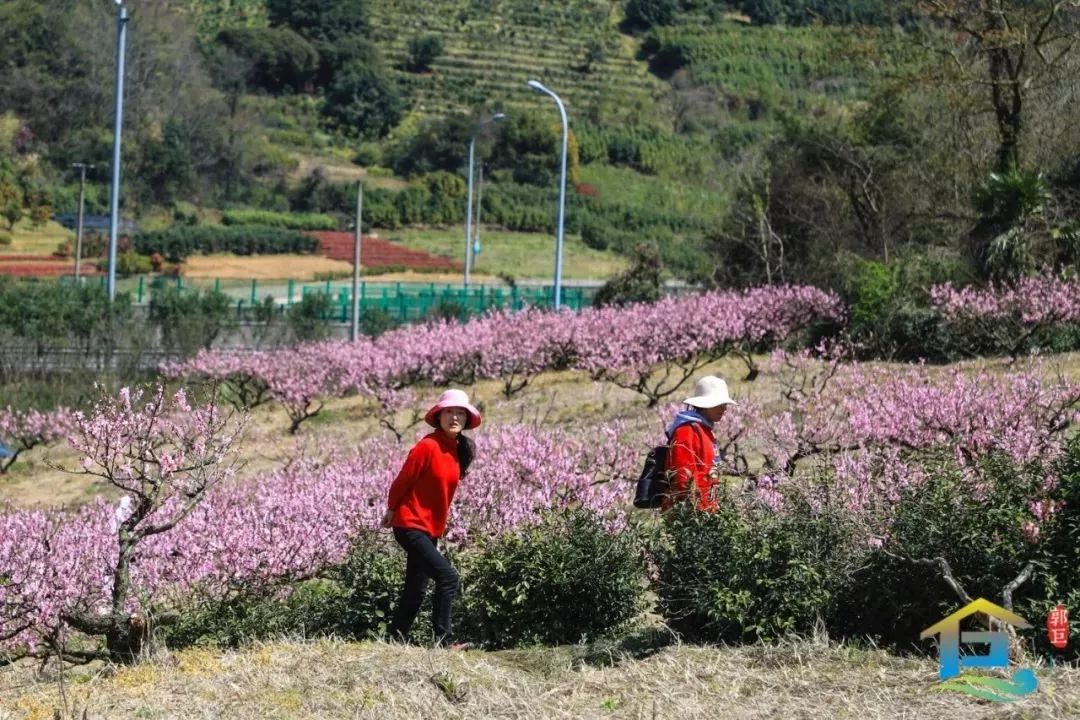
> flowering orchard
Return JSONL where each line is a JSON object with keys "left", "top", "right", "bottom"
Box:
{"left": 930, "top": 275, "right": 1080, "bottom": 356}
{"left": 0, "top": 410, "right": 637, "bottom": 657}
{"left": 0, "top": 406, "right": 74, "bottom": 474}
{"left": 172, "top": 285, "right": 845, "bottom": 432}
{"left": 692, "top": 350, "right": 1080, "bottom": 518}
{"left": 2, "top": 277, "right": 1080, "bottom": 659}
{"left": 4, "top": 351, "right": 1079, "bottom": 658}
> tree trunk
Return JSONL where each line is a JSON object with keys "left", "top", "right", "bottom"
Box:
{"left": 985, "top": 5, "right": 1024, "bottom": 172}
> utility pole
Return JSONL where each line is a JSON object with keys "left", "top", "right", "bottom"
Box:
{"left": 71, "top": 163, "right": 94, "bottom": 281}
{"left": 464, "top": 112, "right": 505, "bottom": 290}
{"left": 350, "top": 182, "right": 363, "bottom": 342}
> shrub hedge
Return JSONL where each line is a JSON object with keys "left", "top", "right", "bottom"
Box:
{"left": 132, "top": 226, "right": 319, "bottom": 262}
{"left": 221, "top": 209, "right": 338, "bottom": 230}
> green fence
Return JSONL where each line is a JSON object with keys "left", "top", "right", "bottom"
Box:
{"left": 296, "top": 281, "right": 592, "bottom": 323}
{"left": 96, "top": 275, "right": 596, "bottom": 323}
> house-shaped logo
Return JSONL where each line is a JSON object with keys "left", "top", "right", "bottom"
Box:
{"left": 920, "top": 598, "right": 1038, "bottom": 702}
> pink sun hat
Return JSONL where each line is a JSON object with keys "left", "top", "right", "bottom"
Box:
{"left": 424, "top": 389, "right": 482, "bottom": 430}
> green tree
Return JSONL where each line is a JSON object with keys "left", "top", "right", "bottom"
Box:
{"left": 624, "top": 0, "right": 679, "bottom": 29}
{"left": 0, "top": 181, "right": 22, "bottom": 230}
{"left": 386, "top": 114, "right": 473, "bottom": 176}
{"left": 266, "top": 0, "right": 370, "bottom": 44}
{"left": 405, "top": 35, "right": 444, "bottom": 72}
{"left": 594, "top": 243, "right": 663, "bottom": 307}
{"left": 216, "top": 26, "right": 318, "bottom": 93}
{"left": 323, "top": 62, "right": 405, "bottom": 139}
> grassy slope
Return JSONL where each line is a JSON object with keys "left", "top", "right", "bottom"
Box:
{"left": 5, "top": 637, "right": 1080, "bottom": 719}
{"left": 382, "top": 227, "right": 628, "bottom": 280}
{"left": 1, "top": 219, "right": 73, "bottom": 255}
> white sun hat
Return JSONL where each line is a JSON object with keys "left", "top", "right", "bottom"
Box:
{"left": 683, "top": 376, "right": 737, "bottom": 409}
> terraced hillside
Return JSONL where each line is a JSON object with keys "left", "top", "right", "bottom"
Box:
{"left": 368, "top": 0, "right": 667, "bottom": 122}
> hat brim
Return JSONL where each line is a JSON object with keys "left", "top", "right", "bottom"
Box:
{"left": 683, "top": 395, "right": 737, "bottom": 409}
{"left": 425, "top": 403, "right": 482, "bottom": 430}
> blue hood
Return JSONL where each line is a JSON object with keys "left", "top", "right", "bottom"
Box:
{"left": 665, "top": 409, "right": 713, "bottom": 439}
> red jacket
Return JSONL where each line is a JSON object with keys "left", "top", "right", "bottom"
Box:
{"left": 662, "top": 421, "right": 717, "bottom": 511}
{"left": 387, "top": 430, "right": 461, "bottom": 538}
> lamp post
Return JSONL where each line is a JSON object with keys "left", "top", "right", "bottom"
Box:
{"left": 71, "top": 163, "right": 94, "bottom": 281}
{"left": 465, "top": 112, "right": 505, "bottom": 290}
{"left": 106, "top": 0, "right": 129, "bottom": 301}
{"left": 527, "top": 80, "right": 568, "bottom": 310}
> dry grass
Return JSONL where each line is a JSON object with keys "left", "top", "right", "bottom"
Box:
{"left": 182, "top": 254, "right": 356, "bottom": 281}
{"left": 2, "top": 219, "right": 73, "bottom": 255}
{"left": 2, "top": 636, "right": 1078, "bottom": 719}
{"left": 290, "top": 154, "right": 409, "bottom": 190}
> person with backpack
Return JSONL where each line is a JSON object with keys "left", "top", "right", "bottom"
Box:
{"left": 381, "top": 389, "right": 479, "bottom": 649}
{"left": 661, "top": 375, "right": 736, "bottom": 511}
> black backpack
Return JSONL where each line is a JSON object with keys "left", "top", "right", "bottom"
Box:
{"left": 633, "top": 443, "right": 670, "bottom": 509}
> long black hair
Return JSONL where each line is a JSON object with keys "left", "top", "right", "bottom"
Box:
{"left": 457, "top": 433, "right": 476, "bottom": 476}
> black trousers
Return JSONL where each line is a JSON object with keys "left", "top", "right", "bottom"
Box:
{"left": 390, "top": 527, "right": 459, "bottom": 645}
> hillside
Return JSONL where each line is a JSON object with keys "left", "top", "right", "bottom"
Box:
{"left": 2, "top": 1, "right": 1077, "bottom": 288}
{"left": 370, "top": 0, "right": 664, "bottom": 121}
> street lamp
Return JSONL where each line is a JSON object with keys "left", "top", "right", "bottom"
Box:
{"left": 527, "top": 80, "right": 568, "bottom": 310}
{"left": 71, "top": 163, "right": 94, "bottom": 281}
{"left": 106, "top": 0, "right": 129, "bottom": 301}
{"left": 464, "top": 112, "right": 505, "bottom": 290}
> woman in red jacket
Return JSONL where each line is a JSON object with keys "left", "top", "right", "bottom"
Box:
{"left": 381, "top": 389, "right": 480, "bottom": 648}
{"left": 662, "top": 375, "right": 736, "bottom": 512}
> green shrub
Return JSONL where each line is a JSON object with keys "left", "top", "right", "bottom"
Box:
{"left": 287, "top": 291, "right": 334, "bottom": 341}
{"left": 133, "top": 226, "right": 319, "bottom": 262}
{"left": 323, "top": 60, "right": 405, "bottom": 140}
{"left": 425, "top": 300, "right": 465, "bottom": 323}
{"left": 114, "top": 251, "right": 154, "bottom": 277}
{"left": 464, "top": 508, "right": 647, "bottom": 648}
{"left": 329, "top": 531, "right": 417, "bottom": 640}
{"left": 844, "top": 260, "right": 897, "bottom": 330}
{"left": 655, "top": 485, "right": 857, "bottom": 643}
{"left": 0, "top": 232, "right": 11, "bottom": 246}
{"left": 359, "top": 307, "right": 397, "bottom": 337}
{"left": 835, "top": 248, "right": 978, "bottom": 362}
{"left": 313, "top": 270, "right": 353, "bottom": 281}
{"left": 159, "top": 580, "right": 346, "bottom": 649}
{"left": 830, "top": 451, "right": 1048, "bottom": 651}
{"left": 148, "top": 283, "right": 234, "bottom": 356}
{"left": 0, "top": 278, "right": 132, "bottom": 347}
{"left": 221, "top": 209, "right": 338, "bottom": 231}
{"left": 173, "top": 201, "right": 200, "bottom": 226}
{"left": 1019, "top": 436, "right": 1080, "bottom": 660}
{"left": 352, "top": 143, "right": 381, "bottom": 167}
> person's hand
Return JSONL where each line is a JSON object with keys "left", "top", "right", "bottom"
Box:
{"left": 380, "top": 509, "right": 394, "bottom": 528}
